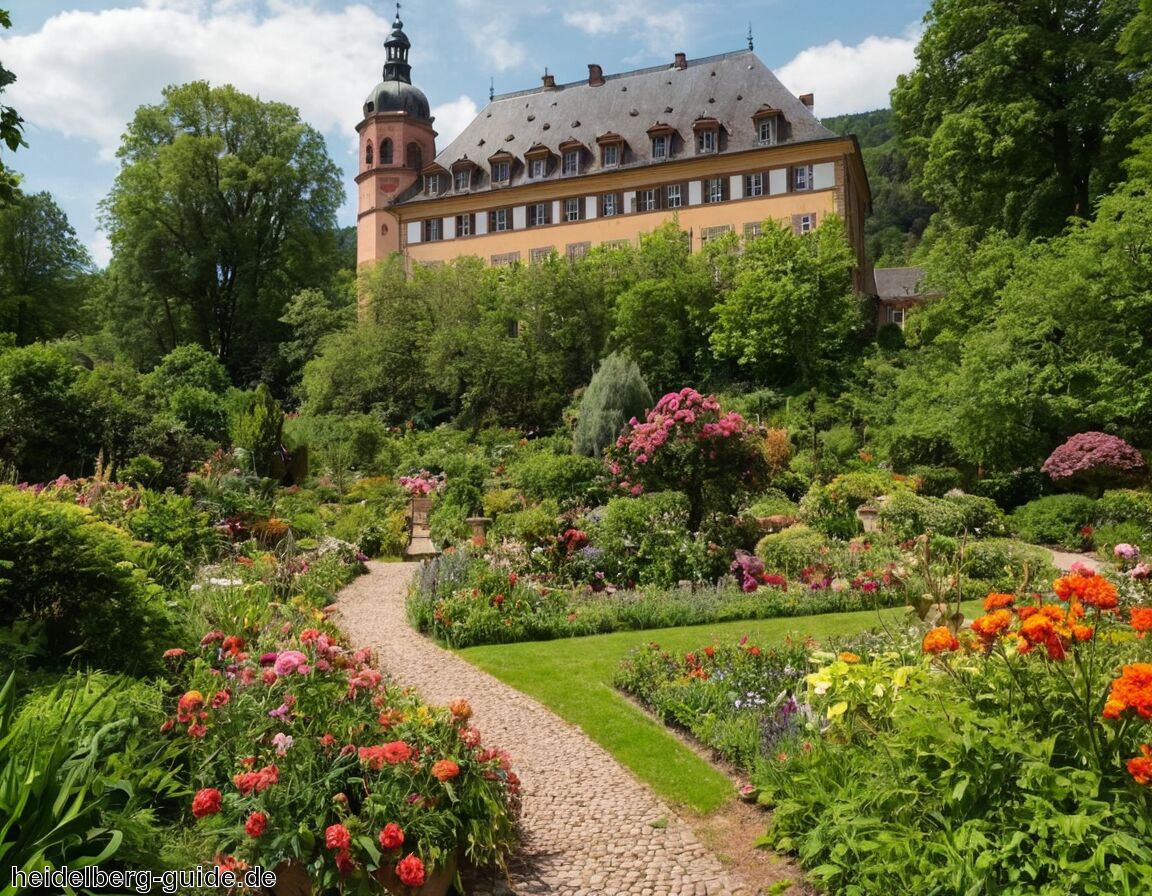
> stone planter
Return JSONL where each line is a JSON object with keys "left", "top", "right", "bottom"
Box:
{"left": 264, "top": 853, "right": 457, "bottom": 896}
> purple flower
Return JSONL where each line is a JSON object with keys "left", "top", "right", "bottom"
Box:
{"left": 268, "top": 702, "right": 292, "bottom": 719}
{"left": 1115, "top": 543, "right": 1140, "bottom": 560}
{"left": 259, "top": 652, "right": 278, "bottom": 666}
{"left": 271, "top": 732, "right": 295, "bottom": 755}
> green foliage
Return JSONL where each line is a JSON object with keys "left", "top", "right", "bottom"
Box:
{"left": 124, "top": 490, "right": 219, "bottom": 586}
{"left": 1009, "top": 494, "right": 1099, "bottom": 548}
{"left": 961, "top": 538, "right": 1056, "bottom": 585}
{"left": 0, "top": 343, "right": 84, "bottom": 481}
{"left": 710, "top": 217, "right": 862, "bottom": 388}
{"left": 573, "top": 352, "right": 653, "bottom": 457}
{"left": 907, "top": 464, "right": 962, "bottom": 497}
{"left": 0, "top": 10, "right": 24, "bottom": 205}
{"left": 755, "top": 525, "right": 836, "bottom": 577}
{"left": 99, "top": 81, "right": 344, "bottom": 379}
{"left": 0, "top": 487, "right": 180, "bottom": 675}
{"left": 593, "top": 491, "right": 709, "bottom": 587}
{"left": 506, "top": 448, "right": 604, "bottom": 507}
{"left": 489, "top": 501, "right": 560, "bottom": 547}
{"left": 1096, "top": 488, "right": 1152, "bottom": 531}
{"left": 878, "top": 490, "right": 1006, "bottom": 541}
{"left": 119, "top": 455, "right": 165, "bottom": 490}
{"left": 231, "top": 384, "right": 285, "bottom": 478}
{"left": 328, "top": 503, "right": 408, "bottom": 558}
{"left": 893, "top": 0, "right": 1138, "bottom": 239}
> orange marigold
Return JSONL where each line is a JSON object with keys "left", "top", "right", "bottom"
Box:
{"left": 1127, "top": 744, "right": 1152, "bottom": 786}
{"left": 431, "top": 759, "right": 460, "bottom": 781}
{"left": 1103, "top": 664, "right": 1152, "bottom": 720}
{"left": 922, "top": 627, "right": 960, "bottom": 654}
{"left": 1130, "top": 608, "right": 1152, "bottom": 634}
{"left": 1052, "top": 572, "right": 1118, "bottom": 610}
{"left": 971, "top": 609, "right": 1014, "bottom": 641}
{"left": 983, "top": 592, "right": 1016, "bottom": 612}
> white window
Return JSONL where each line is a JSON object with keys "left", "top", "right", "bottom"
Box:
{"left": 424, "top": 174, "right": 441, "bottom": 196}
{"left": 530, "top": 246, "right": 553, "bottom": 264}
{"left": 490, "top": 251, "right": 520, "bottom": 267}
{"left": 887, "top": 306, "right": 905, "bottom": 327}
{"left": 530, "top": 157, "right": 546, "bottom": 178}
{"left": 743, "top": 221, "right": 762, "bottom": 240}
{"left": 651, "top": 135, "right": 669, "bottom": 160}
{"left": 700, "top": 224, "right": 732, "bottom": 244}
{"left": 422, "top": 218, "right": 442, "bottom": 242}
{"left": 744, "top": 173, "right": 763, "bottom": 197}
{"left": 601, "top": 193, "right": 619, "bottom": 217}
{"left": 456, "top": 213, "right": 473, "bottom": 237}
{"left": 757, "top": 118, "right": 777, "bottom": 146}
{"left": 665, "top": 184, "right": 682, "bottom": 208}
{"left": 562, "top": 150, "right": 580, "bottom": 176}
{"left": 490, "top": 208, "right": 510, "bottom": 232}
{"left": 492, "top": 161, "right": 511, "bottom": 183}
{"left": 565, "top": 197, "right": 582, "bottom": 221}
{"left": 602, "top": 144, "right": 620, "bottom": 167}
{"left": 800, "top": 213, "right": 816, "bottom": 234}
{"left": 529, "top": 203, "right": 549, "bottom": 227}
{"left": 638, "top": 188, "right": 658, "bottom": 212}
{"left": 794, "top": 165, "right": 813, "bottom": 191}
{"left": 454, "top": 169, "right": 471, "bottom": 192}
{"left": 705, "top": 178, "right": 725, "bottom": 203}
{"left": 696, "top": 129, "right": 717, "bottom": 154}
{"left": 566, "top": 241, "right": 590, "bottom": 260}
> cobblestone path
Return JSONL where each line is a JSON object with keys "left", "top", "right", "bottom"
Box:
{"left": 332, "top": 561, "right": 753, "bottom": 896}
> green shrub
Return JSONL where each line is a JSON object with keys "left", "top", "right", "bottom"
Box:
{"left": 1091, "top": 522, "right": 1147, "bottom": 559}
{"left": 1095, "top": 488, "right": 1152, "bottom": 530}
{"left": 330, "top": 503, "right": 408, "bottom": 557}
{"left": 969, "top": 469, "right": 1045, "bottom": 511}
{"left": 428, "top": 497, "right": 469, "bottom": 547}
{"left": 119, "top": 454, "right": 165, "bottom": 490}
{"left": 1009, "top": 494, "right": 1098, "bottom": 548}
{"left": 482, "top": 487, "right": 523, "bottom": 517}
{"left": 908, "top": 465, "right": 962, "bottom": 497}
{"left": 745, "top": 490, "right": 801, "bottom": 519}
{"left": 943, "top": 493, "right": 1007, "bottom": 535}
{"left": 231, "top": 384, "right": 285, "bottom": 478}
{"left": 593, "top": 492, "right": 709, "bottom": 587}
{"left": 573, "top": 352, "right": 653, "bottom": 457}
{"left": 506, "top": 450, "right": 605, "bottom": 506}
{"left": 0, "top": 487, "right": 180, "bottom": 675}
{"left": 879, "top": 491, "right": 965, "bottom": 541}
{"left": 489, "top": 501, "right": 560, "bottom": 546}
{"left": 961, "top": 538, "right": 1055, "bottom": 587}
{"left": 755, "top": 525, "right": 831, "bottom": 577}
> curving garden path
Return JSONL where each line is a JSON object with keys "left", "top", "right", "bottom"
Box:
{"left": 332, "top": 561, "right": 754, "bottom": 896}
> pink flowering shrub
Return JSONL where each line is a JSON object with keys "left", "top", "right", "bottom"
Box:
{"left": 1041, "top": 432, "right": 1145, "bottom": 495}
{"left": 605, "top": 388, "right": 769, "bottom": 528}
{"left": 398, "top": 469, "right": 442, "bottom": 496}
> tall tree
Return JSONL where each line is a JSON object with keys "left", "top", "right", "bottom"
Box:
{"left": 893, "top": 0, "right": 1139, "bottom": 240}
{"left": 99, "top": 81, "right": 344, "bottom": 381}
{"left": 0, "top": 191, "right": 93, "bottom": 343}
{"left": 0, "top": 9, "right": 24, "bottom": 204}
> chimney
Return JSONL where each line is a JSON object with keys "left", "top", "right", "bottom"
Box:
{"left": 799, "top": 93, "right": 814, "bottom": 112}
{"left": 673, "top": 52, "right": 687, "bottom": 70}
{"left": 588, "top": 64, "right": 604, "bottom": 87}
{"left": 542, "top": 69, "right": 556, "bottom": 89}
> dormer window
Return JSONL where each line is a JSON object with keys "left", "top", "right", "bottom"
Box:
{"left": 647, "top": 123, "right": 676, "bottom": 161}
{"left": 525, "top": 143, "right": 552, "bottom": 179}
{"left": 596, "top": 132, "right": 625, "bottom": 169}
{"left": 752, "top": 106, "right": 784, "bottom": 147}
{"left": 492, "top": 161, "right": 511, "bottom": 183}
{"left": 530, "top": 158, "right": 546, "bottom": 178}
{"left": 455, "top": 169, "right": 471, "bottom": 191}
{"left": 692, "top": 118, "right": 720, "bottom": 155}
{"left": 562, "top": 149, "right": 580, "bottom": 176}
{"left": 424, "top": 173, "right": 441, "bottom": 195}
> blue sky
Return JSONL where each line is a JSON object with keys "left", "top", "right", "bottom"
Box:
{"left": 2, "top": 1, "right": 930, "bottom": 266}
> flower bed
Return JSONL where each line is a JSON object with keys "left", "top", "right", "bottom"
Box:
{"left": 407, "top": 549, "right": 906, "bottom": 648}
{"left": 165, "top": 590, "right": 519, "bottom": 892}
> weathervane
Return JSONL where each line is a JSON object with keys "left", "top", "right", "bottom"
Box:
{"left": 747, "top": 23, "right": 754, "bottom": 51}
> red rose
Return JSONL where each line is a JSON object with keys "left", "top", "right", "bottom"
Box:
{"left": 395, "top": 855, "right": 426, "bottom": 887}
{"left": 325, "top": 823, "right": 351, "bottom": 850}
{"left": 381, "top": 740, "right": 413, "bottom": 764}
{"left": 192, "top": 788, "right": 222, "bottom": 818}
{"left": 378, "top": 823, "right": 404, "bottom": 850}
{"left": 245, "top": 811, "right": 268, "bottom": 838}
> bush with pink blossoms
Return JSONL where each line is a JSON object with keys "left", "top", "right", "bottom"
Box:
{"left": 605, "top": 388, "right": 769, "bottom": 529}
{"left": 1041, "top": 432, "right": 1145, "bottom": 496}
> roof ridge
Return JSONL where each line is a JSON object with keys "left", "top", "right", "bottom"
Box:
{"left": 489, "top": 48, "right": 756, "bottom": 103}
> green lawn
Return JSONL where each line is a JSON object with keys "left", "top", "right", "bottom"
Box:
{"left": 457, "top": 602, "right": 981, "bottom": 813}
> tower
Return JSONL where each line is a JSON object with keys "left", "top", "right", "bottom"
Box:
{"left": 356, "top": 5, "right": 437, "bottom": 267}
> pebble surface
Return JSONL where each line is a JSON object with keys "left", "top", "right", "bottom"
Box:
{"left": 332, "top": 561, "right": 753, "bottom": 896}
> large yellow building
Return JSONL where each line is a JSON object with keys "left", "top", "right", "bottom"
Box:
{"left": 356, "top": 16, "right": 871, "bottom": 285}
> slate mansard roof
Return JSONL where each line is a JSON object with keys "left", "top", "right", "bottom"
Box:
{"left": 407, "top": 49, "right": 837, "bottom": 203}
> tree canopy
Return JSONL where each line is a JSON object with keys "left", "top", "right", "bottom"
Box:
{"left": 99, "top": 81, "right": 345, "bottom": 382}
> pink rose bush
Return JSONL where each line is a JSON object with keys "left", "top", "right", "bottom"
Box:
{"left": 606, "top": 388, "right": 769, "bottom": 528}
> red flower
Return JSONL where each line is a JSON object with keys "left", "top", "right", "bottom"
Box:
{"left": 192, "top": 788, "right": 222, "bottom": 818}
{"left": 211, "top": 689, "right": 230, "bottom": 708}
{"left": 395, "top": 855, "right": 426, "bottom": 887}
{"left": 922, "top": 627, "right": 960, "bottom": 654}
{"left": 378, "top": 823, "right": 404, "bottom": 850}
{"left": 1128, "top": 744, "right": 1152, "bottom": 785}
{"left": 382, "top": 740, "right": 413, "bottom": 764}
{"left": 245, "top": 812, "right": 268, "bottom": 838}
{"left": 187, "top": 722, "right": 207, "bottom": 738}
{"left": 176, "top": 690, "right": 205, "bottom": 723}
{"left": 449, "top": 699, "right": 472, "bottom": 722}
{"left": 325, "top": 824, "right": 352, "bottom": 851}
{"left": 431, "top": 759, "right": 460, "bottom": 781}
{"left": 221, "top": 635, "right": 245, "bottom": 656}
{"left": 1130, "top": 608, "right": 1152, "bottom": 634}
{"left": 234, "top": 764, "right": 279, "bottom": 795}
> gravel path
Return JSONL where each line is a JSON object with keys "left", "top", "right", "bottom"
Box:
{"left": 332, "top": 561, "right": 752, "bottom": 896}
{"left": 1047, "top": 549, "right": 1103, "bottom": 572}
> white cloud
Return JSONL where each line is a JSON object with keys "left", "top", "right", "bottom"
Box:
{"left": 432, "top": 95, "right": 479, "bottom": 148}
{"left": 776, "top": 31, "right": 920, "bottom": 118}
{"left": 1, "top": 2, "right": 391, "bottom": 160}
{"left": 562, "top": 5, "right": 688, "bottom": 53}
{"left": 467, "top": 21, "right": 527, "bottom": 72}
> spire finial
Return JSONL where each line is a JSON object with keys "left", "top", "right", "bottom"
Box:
{"left": 489, "top": 77, "right": 495, "bottom": 101}
{"left": 747, "top": 23, "right": 754, "bottom": 51}
{"left": 395, "top": 1, "right": 402, "bottom": 21}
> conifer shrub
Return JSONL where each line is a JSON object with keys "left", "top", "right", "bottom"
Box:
{"left": 573, "top": 353, "right": 653, "bottom": 457}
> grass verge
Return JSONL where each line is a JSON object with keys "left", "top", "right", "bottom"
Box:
{"left": 458, "top": 601, "right": 980, "bottom": 813}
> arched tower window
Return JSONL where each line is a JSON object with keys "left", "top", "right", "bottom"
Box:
{"left": 407, "top": 142, "right": 422, "bottom": 170}
{"left": 382, "top": 138, "right": 394, "bottom": 164}
{"left": 365, "top": 141, "right": 374, "bottom": 166}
